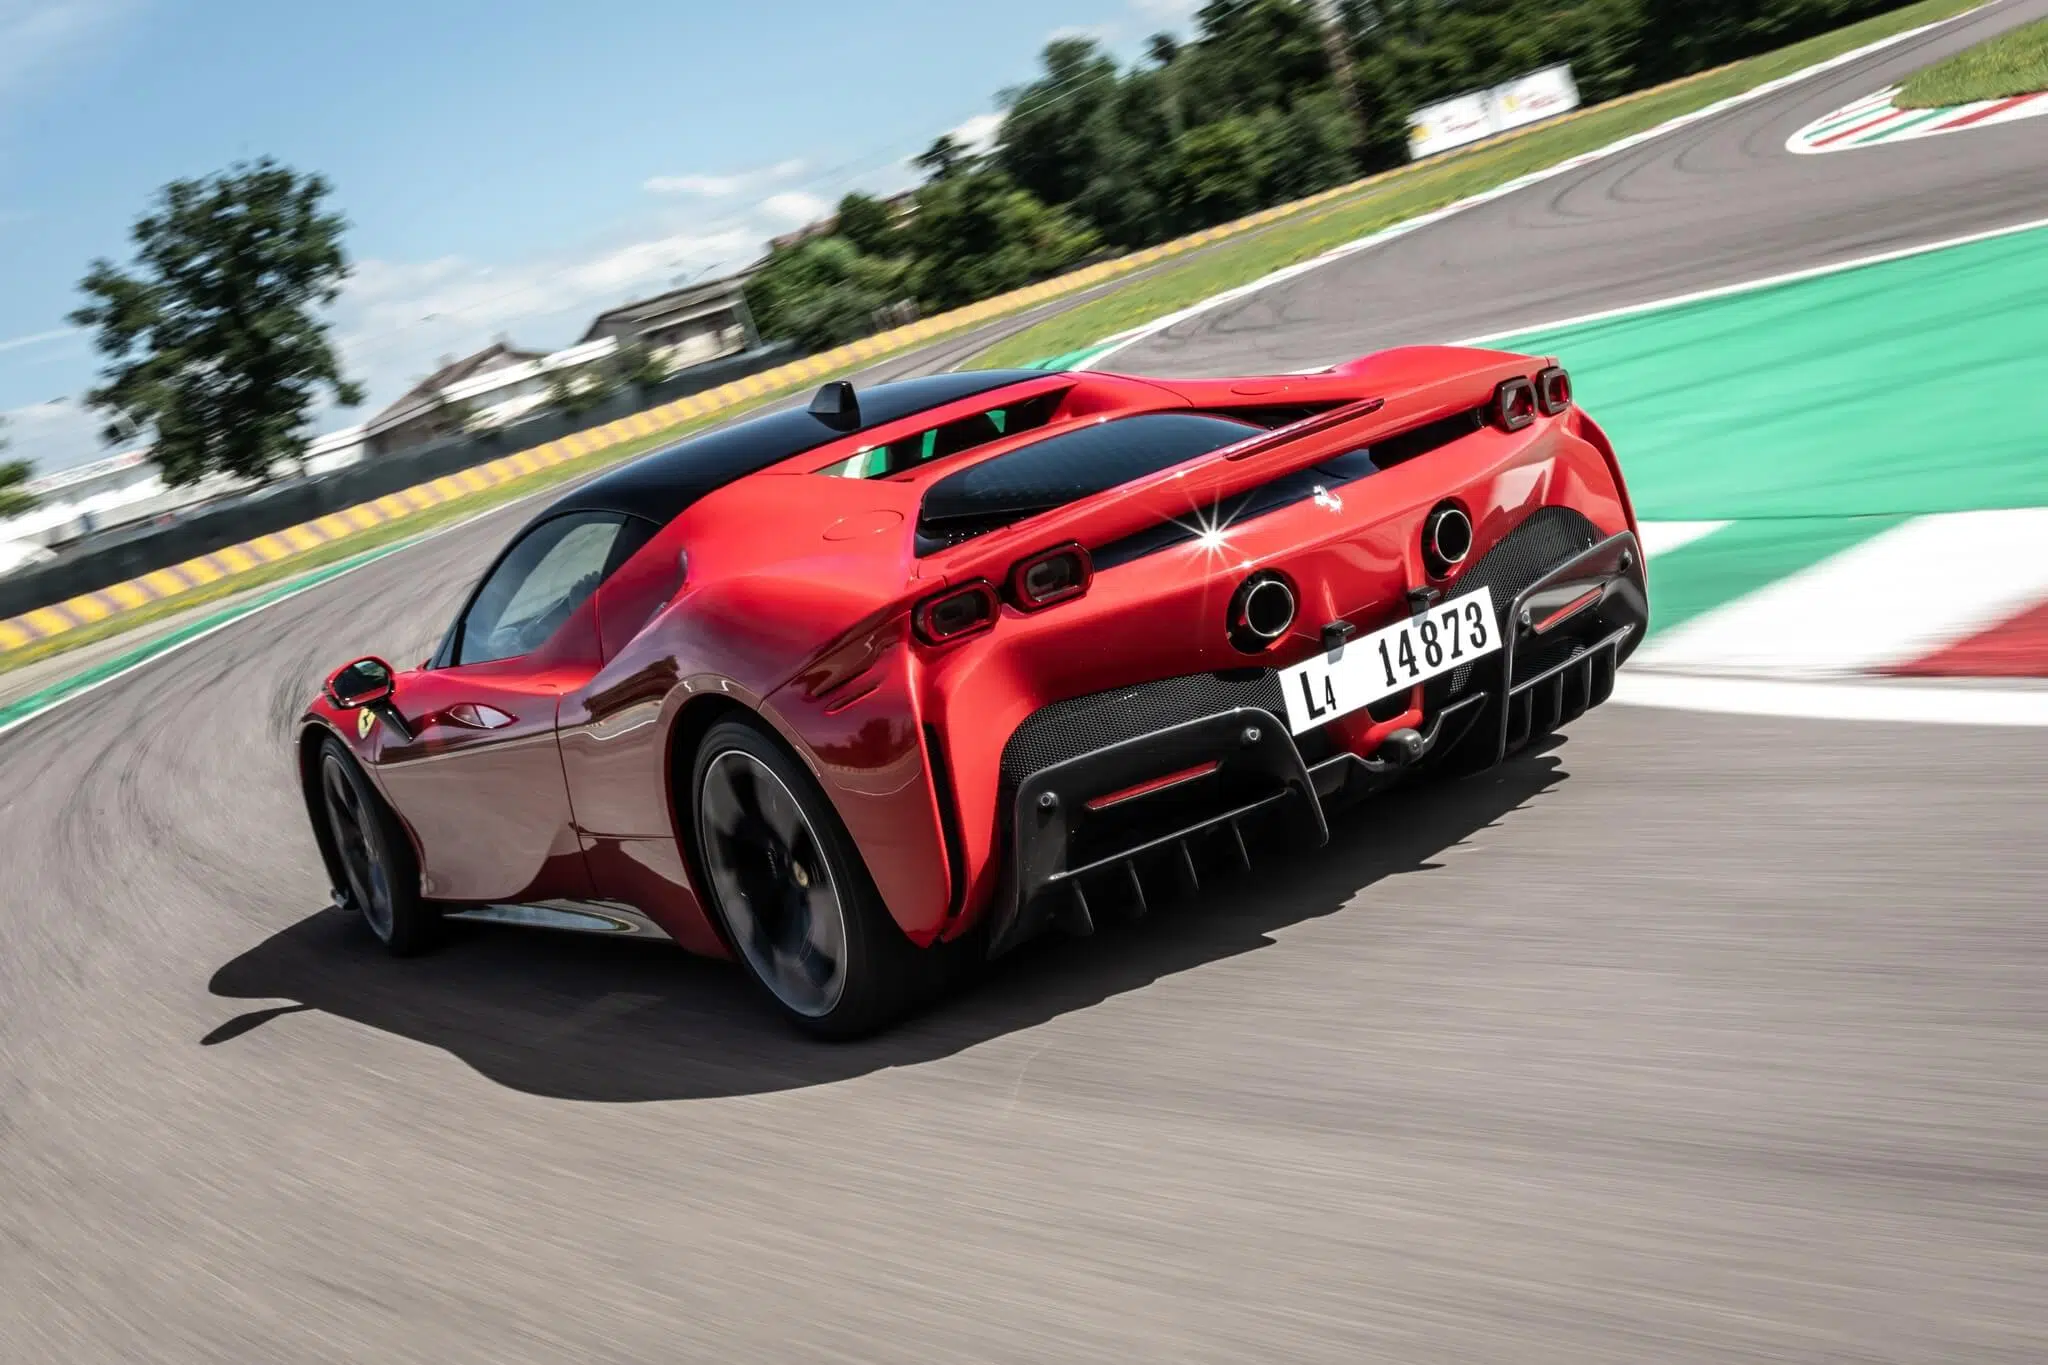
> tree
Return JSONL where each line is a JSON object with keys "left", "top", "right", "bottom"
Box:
{"left": 744, "top": 236, "right": 912, "bottom": 351}
{"left": 70, "top": 158, "right": 363, "bottom": 488}
{"left": 1256, "top": 90, "right": 1357, "bottom": 202}
{"left": 1070, "top": 67, "right": 1185, "bottom": 248}
{"left": 906, "top": 170, "right": 1098, "bottom": 312}
{"left": 1174, "top": 118, "right": 1266, "bottom": 223}
{"left": 834, "top": 192, "right": 899, "bottom": 257}
{"left": 1307, "top": 0, "right": 1368, "bottom": 148}
{"left": 0, "top": 418, "right": 35, "bottom": 518}
{"left": 614, "top": 340, "right": 671, "bottom": 389}
{"left": 1182, "top": 0, "right": 1334, "bottom": 119}
{"left": 547, "top": 364, "right": 617, "bottom": 418}
{"left": 995, "top": 38, "right": 1121, "bottom": 210}
{"left": 912, "top": 134, "right": 971, "bottom": 181}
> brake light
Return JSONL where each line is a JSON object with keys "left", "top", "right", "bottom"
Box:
{"left": 1491, "top": 377, "right": 1538, "bottom": 431}
{"left": 1535, "top": 366, "right": 1572, "bottom": 415}
{"left": 913, "top": 581, "right": 999, "bottom": 645}
{"left": 1006, "top": 542, "right": 1093, "bottom": 611}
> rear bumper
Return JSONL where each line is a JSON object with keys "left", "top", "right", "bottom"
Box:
{"left": 982, "top": 521, "right": 1646, "bottom": 959}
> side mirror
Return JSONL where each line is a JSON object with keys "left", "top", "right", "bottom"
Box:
{"left": 322, "top": 657, "right": 415, "bottom": 742}
{"left": 324, "top": 657, "right": 395, "bottom": 709}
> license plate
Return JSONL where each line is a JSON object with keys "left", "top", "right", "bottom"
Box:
{"left": 1279, "top": 587, "right": 1501, "bottom": 734}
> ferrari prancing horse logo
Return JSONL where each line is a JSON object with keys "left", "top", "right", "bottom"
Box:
{"left": 357, "top": 708, "right": 376, "bottom": 739}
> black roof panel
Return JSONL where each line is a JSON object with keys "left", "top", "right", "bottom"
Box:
{"left": 547, "top": 370, "right": 1051, "bottom": 526}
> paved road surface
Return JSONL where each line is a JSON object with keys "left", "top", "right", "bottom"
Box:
{"left": 4, "top": 5, "right": 2046, "bottom": 1360}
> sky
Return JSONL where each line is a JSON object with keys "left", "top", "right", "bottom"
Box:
{"left": 0, "top": 0, "right": 1202, "bottom": 475}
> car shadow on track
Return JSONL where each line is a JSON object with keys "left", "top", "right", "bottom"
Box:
{"left": 207, "top": 740, "right": 1568, "bottom": 1102}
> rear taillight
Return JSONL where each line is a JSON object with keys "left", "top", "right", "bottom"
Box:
{"left": 1491, "top": 377, "right": 1538, "bottom": 432}
{"left": 1006, "top": 542, "right": 1092, "bottom": 611}
{"left": 913, "top": 581, "right": 999, "bottom": 645}
{"left": 1535, "top": 366, "right": 1572, "bottom": 415}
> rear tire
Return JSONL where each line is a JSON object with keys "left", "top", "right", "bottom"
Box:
{"left": 689, "top": 717, "right": 945, "bottom": 1039}
{"left": 316, "top": 736, "right": 441, "bottom": 957}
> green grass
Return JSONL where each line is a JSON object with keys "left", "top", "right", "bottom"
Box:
{"left": 0, "top": 381, "right": 832, "bottom": 676}
{"left": 972, "top": 0, "right": 1994, "bottom": 371}
{"left": 1897, "top": 15, "right": 2048, "bottom": 106}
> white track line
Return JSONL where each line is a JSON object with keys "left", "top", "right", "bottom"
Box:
{"left": 1613, "top": 672, "right": 2048, "bottom": 726}
{"left": 1635, "top": 509, "right": 2048, "bottom": 677}
{"left": 1079, "top": 8, "right": 1988, "bottom": 371}
{"left": 1789, "top": 87, "right": 2048, "bottom": 154}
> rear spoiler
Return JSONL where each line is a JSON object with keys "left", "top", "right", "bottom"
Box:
{"left": 917, "top": 349, "right": 1551, "bottom": 581}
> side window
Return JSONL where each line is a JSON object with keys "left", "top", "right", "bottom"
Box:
{"left": 454, "top": 513, "right": 628, "bottom": 665}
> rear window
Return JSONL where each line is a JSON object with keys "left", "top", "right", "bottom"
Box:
{"left": 815, "top": 390, "right": 1066, "bottom": 480}
{"left": 916, "top": 411, "right": 1259, "bottom": 552}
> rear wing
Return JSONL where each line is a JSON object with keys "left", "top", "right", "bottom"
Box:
{"left": 915, "top": 348, "right": 1561, "bottom": 583}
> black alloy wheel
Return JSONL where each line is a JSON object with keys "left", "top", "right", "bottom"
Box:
{"left": 690, "top": 717, "right": 961, "bottom": 1038}
{"left": 316, "top": 736, "right": 438, "bottom": 956}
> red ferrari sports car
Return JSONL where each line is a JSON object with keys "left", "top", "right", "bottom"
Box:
{"left": 301, "top": 351, "right": 1647, "bottom": 1036}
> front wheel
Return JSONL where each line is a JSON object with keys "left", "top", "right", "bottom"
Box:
{"left": 316, "top": 736, "right": 440, "bottom": 957}
{"left": 690, "top": 718, "right": 938, "bottom": 1039}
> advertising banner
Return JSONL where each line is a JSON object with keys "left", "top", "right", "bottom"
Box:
{"left": 1491, "top": 65, "right": 1582, "bottom": 136}
{"left": 1406, "top": 90, "right": 1499, "bottom": 161}
{"left": 1407, "top": 64, "right": 1582, "bottom": 160}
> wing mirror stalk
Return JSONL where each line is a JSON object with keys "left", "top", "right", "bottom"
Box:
{"left": 321, "top": 656, "right": 415, "bottom": 742}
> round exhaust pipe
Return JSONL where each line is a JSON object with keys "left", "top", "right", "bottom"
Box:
{"left": 1228, "top": 572, "right": 1298, "bottom": 653}
{"left": 1243, "top": 578, "right": 1296, "bottom": 639}
{"left": 1423, "top": 503, "right": 1473, "bottom": 579}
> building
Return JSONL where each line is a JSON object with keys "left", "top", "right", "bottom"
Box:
{"left": 0, "top": 448, "right": 220, "bottom": 554}
{"left": 579, "top": 272, "right": 760, "bottom": 372}
{"left": 362, "top": 341, "right": 547, "bottom": 458}
{"left": 0, "top": 419, "right": 388, "bottom": 559}
{"left": 303, "top": 424, "right": 369, "bottom": 474}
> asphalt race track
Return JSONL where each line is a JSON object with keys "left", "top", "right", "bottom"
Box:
{"left": 1115, "top": 0, "right": 2048, "bottom": 374}
{"left": 5, "top": 5, "right": 2048, "bottom": 1361}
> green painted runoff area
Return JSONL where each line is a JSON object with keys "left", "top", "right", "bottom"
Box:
{"left": 1491, "top": 223, "right": 2048, "bottom": 521}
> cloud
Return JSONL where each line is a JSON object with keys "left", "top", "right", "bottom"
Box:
{"left": 949, "top": 112, "right": 1004, "bottom": 156}
{"left": 0, "top": 327, "right": 81, "bottom": 355}
{"left": 3, "top": 398, "right": 77, "bottom": 425}
{"left": 642, "top": 157, "right": 806, "bottom": 198}
{"left": 1129, "top": 0, "right": 1199, "bottom": 22}
{"left": 0, "top": 0, "right": 136, "bottom": 102}
{"left": 17, "top": 211, "right": 760, "bottom": 467}
{"left": 757, "top": 191, "right": 828, "bottom": 227}
{"left": 1, "top": 398, "right": 108, "bottom": 475}
{"left": 326, "top": 140, "right": 941, "bottom": 432}
{"left": 339, "top": 227, "right": 753, "bottom": 340}
{"left": 329, "top": 217, "right": 766, "bottom": 426}
{"left": 643, "top": 173, "right": 743, "bottom": 197}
